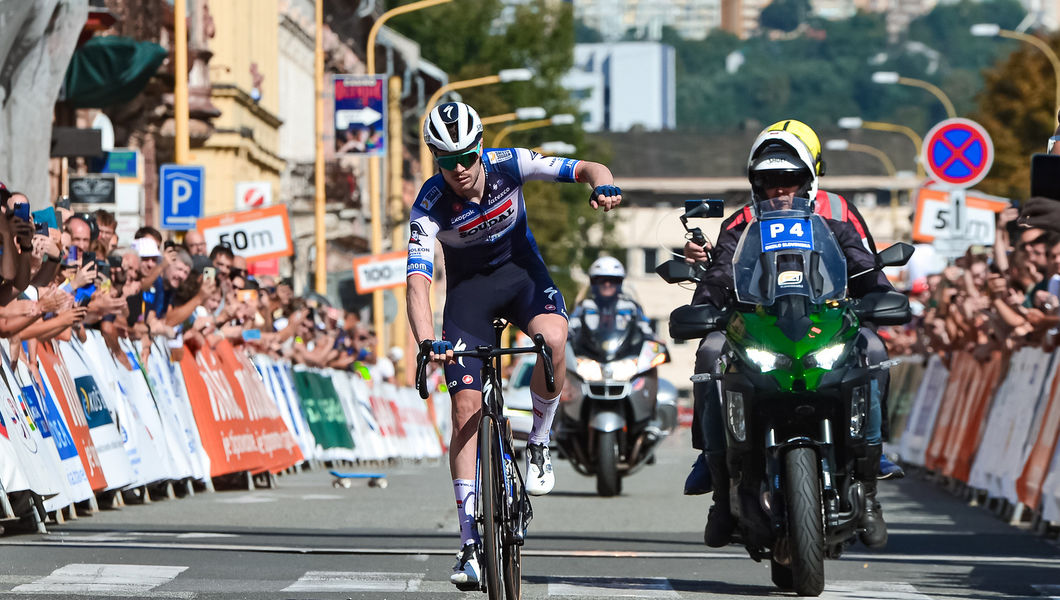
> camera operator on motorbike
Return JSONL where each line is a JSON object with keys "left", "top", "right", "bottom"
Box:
{"left": 568, "top": 256, "right": 656, "bottom": 342}
{"left": 406, "top": 101, "right": 622, "bottom": 587}
{"left": 680, "top": 120, "right": 897, "bottom": 549}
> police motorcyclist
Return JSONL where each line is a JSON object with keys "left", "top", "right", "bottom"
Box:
{"left": 568, "top": 256, "right": 656, "bottom": 342}
{"left": 684, "top": 120, "right": 896, "bottom": 549}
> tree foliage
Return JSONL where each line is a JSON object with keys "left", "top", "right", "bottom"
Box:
{"left": 973, "top": 32, "right": 1060, "bottom": 201}
{"left": 759, "top": 0, "right": 811, "bottom": 33}
{"left": 388, "top": 0, "right": 616, "bottom": 301}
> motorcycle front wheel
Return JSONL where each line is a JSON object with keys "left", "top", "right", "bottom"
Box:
{"left": 784, "top": 447, "right": 825, "bottom": 597}
{"left": 595, "top": 431, "right": 622, "bottom": 496}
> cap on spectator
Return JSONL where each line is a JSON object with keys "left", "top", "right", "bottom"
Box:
{"left": 134, "top": 237, "right": 161, "bottom": 258}
{"left": 911, "top": 277, "right": 929, "bottom": 295}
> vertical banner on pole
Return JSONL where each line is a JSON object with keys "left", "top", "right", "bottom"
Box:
{"left": 332, "top": 75, "right": 387, "bottom": 158}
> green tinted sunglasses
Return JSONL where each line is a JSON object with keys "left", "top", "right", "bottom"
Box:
{"left": 435, "top": 145, "right": 480, "bottom": 170}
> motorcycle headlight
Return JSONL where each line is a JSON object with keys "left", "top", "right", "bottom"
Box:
{"left": 575, "top": 358, "right": 603, "bottom": 381}
{"left": 604, "top": 359, "right": 638, "bottom": 381}
{"left": 727, "top": 391, "right": 746, "bottom": 442}
{"left": 744, "top": 348, "right": 790, "bottom": 372}
{"left": 805, "top": 343, "right": 846, "bottom": 370}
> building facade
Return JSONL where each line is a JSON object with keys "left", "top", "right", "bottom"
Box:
{"left": 564, "top": 42, "right": 676, "bottom": 132}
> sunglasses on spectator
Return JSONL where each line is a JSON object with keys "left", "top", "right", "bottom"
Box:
{"left": 435, "top": 144, "right": 480, "bottom": 171}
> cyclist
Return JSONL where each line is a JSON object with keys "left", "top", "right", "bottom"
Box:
{"left": 568, "top": 256, "right": 656, "bottom": 342}
{"left": 682, "top": 119, "right": 897, "bottom": 549}
{"left": 406, "top": 101, "right": 621, "bottom": 587}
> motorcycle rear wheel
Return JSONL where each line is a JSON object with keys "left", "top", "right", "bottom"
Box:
{"left": 595, "top": 430, "right": 621, "bottom": 497}
{"left": 784, "top": 447, "right": 825, "bottom": 597}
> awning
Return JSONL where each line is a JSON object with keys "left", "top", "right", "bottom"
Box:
{"left": 63, "top": 35, "right": 167, "bottom": 108}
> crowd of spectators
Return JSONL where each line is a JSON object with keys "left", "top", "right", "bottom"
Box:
{"left": 0, "top": 182, "right": 398, "bottom": 383}
{"left": 882, "top": 205, "right": 1060, "bottom": 361}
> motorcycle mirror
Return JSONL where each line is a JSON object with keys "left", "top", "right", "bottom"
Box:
{"left": 876, "top": 242, "right": 915, "bottom": 268}
{"left": 684, "top": 198, "right": 725, "bottom": 219}
{"left": 655, "top": 259, "right": 699, "bottom": 284}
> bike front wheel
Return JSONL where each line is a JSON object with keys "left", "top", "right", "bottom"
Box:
{"left": 479, "top": 416, "right": 507, "bottom": 599}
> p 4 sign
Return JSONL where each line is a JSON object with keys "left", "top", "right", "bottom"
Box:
{"left": 760, "top": 219, "right": 814, "bottom": 252}
{"left": 196, "top": 205, "right": 293, "bottom": 262}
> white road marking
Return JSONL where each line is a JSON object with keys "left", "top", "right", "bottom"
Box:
{"left": 299, "top": 493, "right": 345, "bottom": 500}
{"left": 11, "top": 563, "right": 188, "bottom": 596}
{"left": 282, "top": 571, "right": 423, "bottom": 592}
{"left": 547, "top": 576, "right": 679, "bottom": 598}
{"left": 214, "top": 495, "right": 276, "bottom": 504}
{"left": 1033, "top": 583, "right": 1060, "bottom": 598}
{"left": 821, "top": 580, "right": 933, "bottom": 599}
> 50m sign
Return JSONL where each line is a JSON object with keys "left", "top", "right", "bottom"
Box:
{"left": 197, "top": 205, "right": 293, "bottom": 263}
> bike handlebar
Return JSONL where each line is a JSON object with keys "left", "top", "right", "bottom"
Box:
{"left": 415, "top": 334, "right": 556, "bottom": 399}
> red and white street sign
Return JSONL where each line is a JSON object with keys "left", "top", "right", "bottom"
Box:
{"left": 235, "top": 181, "right": 273, "bottom": 210}
{"left": 922, "top": 118, "right": 994, "bottom": 189}
{"left": 197, "top": 205, "right": 293, "bottom": 263}
{"left": 352, "top": 251, "right": 408, "bottom": 294}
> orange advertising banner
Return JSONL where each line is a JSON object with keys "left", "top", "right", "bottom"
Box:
{"left": 925, "top": 352, "right": 1005, "bottom": 481}
{"left": 212, "top": 341, "right": 303, "bottom": 473}
{"left": 180, "top": 343, "right": 266, "bottom": 476}
{"left": 36, "top": 342, "right": 108, "bottom": 492}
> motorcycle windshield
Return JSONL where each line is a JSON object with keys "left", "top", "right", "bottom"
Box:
{"left": 571, "top": 310, "right": 644, "bottom": 363}
{"left": 732, "top": 197, "right": 848, "bottom": 306}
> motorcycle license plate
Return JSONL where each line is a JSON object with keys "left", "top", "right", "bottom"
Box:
{"left": 760, "top": 218, "right": 814, "bottom": 252}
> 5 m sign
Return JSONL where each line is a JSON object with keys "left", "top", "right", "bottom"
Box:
{"left": 353, "top": 250, "right": 408, "bottom": 294}
{"left": 197, "top": 205, "right": 293, "bottom": 262}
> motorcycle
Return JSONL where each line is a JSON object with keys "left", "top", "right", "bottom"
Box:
{"left": 555, "top": 310, "right": 672, "bottom": 496}
{"left": 657, "top": 197, "right": 913, "bottom": 596}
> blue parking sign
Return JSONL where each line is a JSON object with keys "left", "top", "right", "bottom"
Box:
{"left": 160, "top": 164, "right": 204, "bottom": 230}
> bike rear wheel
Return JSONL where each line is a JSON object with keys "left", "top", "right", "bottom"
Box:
{"left": 480, "top": 417, "right": 505, "bottom": 598}
{"left": 784, "top": 447, "right": 825, "bottom": 597}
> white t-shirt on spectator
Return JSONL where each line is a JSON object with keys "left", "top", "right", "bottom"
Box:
{"left": 373, "top": 356, "right": 395, "bottom": 382}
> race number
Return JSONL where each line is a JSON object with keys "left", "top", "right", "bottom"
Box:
{"left": 760, "top": 219, "right": 814, "bottom": 252}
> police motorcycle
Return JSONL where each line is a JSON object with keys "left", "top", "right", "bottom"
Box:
{"left": 657, "top": 197, "right": 912, "bottom": 596}
{"left": 556, "top": 306, "right": 672, "bottom": 497}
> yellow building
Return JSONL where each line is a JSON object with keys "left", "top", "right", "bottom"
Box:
{"left": 197, "top": 0, "right": 285, "bottom": 217}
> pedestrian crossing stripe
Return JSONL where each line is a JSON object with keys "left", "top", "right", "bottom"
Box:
{"left": 283, "top": 571, "right": 425, "bottom": 592}
{"left": 547, "top": 576, "right": 678, "bottom": 598}
{"left": 11, "top": 564, "right": 187, "bottom": 595}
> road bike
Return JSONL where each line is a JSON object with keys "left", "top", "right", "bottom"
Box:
{"left": 416, "top": 319, "right": 555, "bottom": 600}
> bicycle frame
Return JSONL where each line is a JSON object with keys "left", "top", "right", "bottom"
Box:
{"left": 415, "top": 319, "right": 555, "bottom": 599}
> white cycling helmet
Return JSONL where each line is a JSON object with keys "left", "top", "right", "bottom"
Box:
{"left": 588, "top": 256, "right": 626, "bottom": 279}
{"left": 423, "top": 101, "right": 483, "bottom": 153}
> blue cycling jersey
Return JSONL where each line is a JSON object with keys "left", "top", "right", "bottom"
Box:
{"left": 406, "top": 147, "right": 579, "bottom": 284}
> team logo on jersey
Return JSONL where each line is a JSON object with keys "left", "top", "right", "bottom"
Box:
{"left": 409, "top": 222, "right": 427, "bottom": 246}
{"left": 449, "top": 380, "right": 458, "bottom": 388}
{"left": 545, "top": 304, "right": 556, "bottom": 311}
{"left": 420, "top": 187, "right": 442, "bottom": 210}
{"left": 487, "top": 150, "right": 513, "bottom": 163}
{"left": 462, "top": 375, "right": 474, "bottom": 385}
{"left": 458, "top": 198, "right": 515, "bottom": 238}
{"left": 545, "top": 287, "right": 559, "bottom": 301}
{"left": 454, "top": 338, "right": 467, "bottom": 367}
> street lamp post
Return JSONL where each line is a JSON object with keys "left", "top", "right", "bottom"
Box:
{"left": 972, "top": 23, "right": 1060, "bottom": 114}
{"left": 838, "top": 116, "right": 924, "bottom": 177}
{"left": 480, "top": 106, "right": 547, "bottom": 126}
{"left": 824, "top": 139, "right": 897, "bottom": 176}
{"left": 871, "top": 71, "right": 957, "bottom": 119}
{"left": 418, "top": 68, "right": 534, "bottom": 184}
{"left": 492, "top": 114, "right": 576, "bottom": 148}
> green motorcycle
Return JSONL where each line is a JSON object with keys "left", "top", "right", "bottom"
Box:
{"left": 659, "top": 197, "right": 913, "bottom": 597}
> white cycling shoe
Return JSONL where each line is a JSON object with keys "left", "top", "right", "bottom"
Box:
{"left": 450, "top": 542, "right": 481, "bottom": 589}
{"left": 525, "top": 443, "right": 555, "bottom": 496}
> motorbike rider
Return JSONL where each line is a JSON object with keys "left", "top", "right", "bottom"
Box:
{"left": 568, "top": 256, "right": 656, "bottom": 342}
{"left": 683, "top": 120, "right": 903, "bottom": 499}
{"left": 406, "top": 101, "right": 622, "bottom": 588}
{"left": 682, "top": 120, "right": 897, "bottom": 549}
